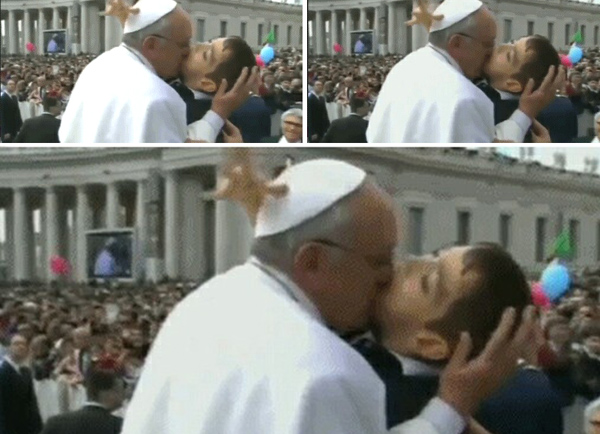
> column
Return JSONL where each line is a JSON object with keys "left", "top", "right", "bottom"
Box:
{"left": 360, "top": 8, "right": 367, "bottom": 30}
{"left": 38, "top": 9, "right": 46, "bottom": 54}
{"left": 75, "top": 185, "right": 91, "bottom": 282}
{"left": 81, "top": 1, "right": 89, "bottom": 53}
{"left": 106, "top": 182, "right": 119, "bottom": 228}
{"left": 331, "top": 10, "right": 338, "bottom": 54}
{"left": 89, "top": 2, "right": 100, "bottom": 54}
{"left": 315, "top": 10, "right": 324, "bottom": 55}
{"left": 8, "top": 10, "right": 17, "bottom": 54}
{"left": 388, "top": 2, "right": 397, "bottom": 54}
{"left": 67, "top": 5, "right": 72, "bottom": 53}
{"left": 345, "top": 10, "right": 352, "bottom": 55}
{"left": 13, "top": 188, "right": 30, "bottom": 281}
{"left": 411, "top": 0, "right": 428, "bottom": 51}
{"left": 164, "top": 171, "right": 180, "bottom": 279}
{"left": 52, "top": 7, "right": 59, "bottom": 29}
{"left": 105, "top": 14, "right": 122, "bottom": 50}
{"left": 374, "top": 6, "right": 380, "bottom": 54}
{"left": 214, "top": 200, "right": 253, "bottom": 274}
{"left": 145, "top": 171, "right": 163, "bottom": 282}
{"left": 310, "top": 17, "right": 316, "bottom": 54}
{"left": 45, "top": 187, "right": 59, "bottom": 281}
{"left": 5, "top": 206, "right": 15, "bottom": 281}
{"left": 135, "top": 180, "right": 147, "bottom": 281}
{"left": 23, "top": 10, "right": 31, "bottom": 53}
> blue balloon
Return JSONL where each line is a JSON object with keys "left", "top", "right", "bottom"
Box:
{"left": 568, "top": 46, "right": 583, "bottom": 64}
{"left": 540, "top": 263, "right": 571, "bottom": 302}
{"left": 260, "top": 46, "right": 275, "bottom": 64}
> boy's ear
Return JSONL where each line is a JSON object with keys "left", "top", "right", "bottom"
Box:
{"left": 505, "top": 78, "right": 524, "bottom": 94}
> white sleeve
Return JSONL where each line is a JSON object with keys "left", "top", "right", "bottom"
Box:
{"left": 144, "top": 97, "right": 187, "bottom": 143}
{"left": 390, "top": 398, "right": 467, "bottom": 434}
{"left": 187, "top": 110, "right": 225, "bottom": 142}
{"left": 447, "top": 98, "right": 495, "bottom": 143}
{"left": 495, "top": 109, "right": 532, "bottom": 142}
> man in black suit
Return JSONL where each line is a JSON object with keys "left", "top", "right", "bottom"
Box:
{"left": 0, "top": 79, "right": 24, "bottom": 143}
{"left": 0, "top": 334, "right": 43, "bottom": 434}
{"left": 357, "top": 244, "right": 563, "bottom": 434}
{"left": 478, "top": 35, "right": 560, "bottom": 142}
{"left": 14, "top": 95, "right": 62, "bottom": 143}
{"left": 41, "top": 368, "right": 125, "bottom": 434}
{"left": 322, "top": 95, "right": 369, "bottom": 143}
{"left": 171, "top": 36, "right": 257, "bottom": 141}
{"left": 229, "top": 94, "right": 272, "bottom": 143}
{"left": 307, "top": 80, "right": 330, "bottom": 142}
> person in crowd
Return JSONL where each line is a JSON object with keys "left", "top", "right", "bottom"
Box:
{"left": 571, "top": 321, "right": 600, "bottom": 400}
{"left": 40, "top": 367, "right": 125, "bottom": 434}
{"left": 308, "top": 80, "right": 330, "bottom": 142}
{"left": 120, "top": 157, "right": 536, "bottom": 434}
{"left": 13, "top": 94, "right": 62, "bottom": 143}
{"left": 263, "top": 107, "right": 302, "bottom": 143}
{"left": 593, "top": 111, "right": 600, "bottom": 143}
{"left": 59, "top": 0, "right": 257, "bottom": 143}
{"left": 322, "top": 95, "right": 370, "bottom": 143}
{"left": 0, "top": 334, "right": 43, "bottom": 434}
{"left": 0, "top": 79, "right": 24, "bottom": 142}
{"left": 585, "top": 398, "right": 600, "bottom": 434}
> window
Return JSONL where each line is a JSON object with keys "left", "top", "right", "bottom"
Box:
{"left": 569, "top": 219, "right": 580, "bottom": 259}
{"left": 547, "top": 22, "right": 554, "bottom": 44}
{"left": 220, "top": 21, "right": 227, "bottom": 38}
{"left": 274, "top": 24, "right": 279, "bottom": 44}
{"left": 240, "top": 22, "right": 247, "bottom": 40}
{"left": 457, "top": 211, "right": 471, "bottom": 245}
{"left": 595, "top": 26, "right": 599, "bottom": 46}
{"left": 287, "top": 25, "right": 292, "bottom": 46}
{"left": 500, "top": 214, "right": 512, "bottom": 250}
{"left": 258, "top": 23, "right": 264, "bottom": 46}
{"left": 503, "top": 19, "right": 512, "bottom": 43}
{"left": 196, "top": 19, "right": 205, "bottom": 42}
{"left": 535, "top": 217, "right": 547, "bottom": 262}
{"left": 408, "top": 207, "right": 425, "bottom": 255}
{"left": 527, "top": 21, "right": 534, "bottom": 36}
{"left": 580, "top": 25, "right": 586, "bottom": 43}
{"left": 565, "top": 24, "right": 571, "bottom": 46}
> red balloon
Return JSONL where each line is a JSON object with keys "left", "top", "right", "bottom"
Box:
{"left": 26, "top": 42, "right": 36, "bottom": 53}
{"left": 334, "top": 43, "right": 343, "bottom": 53}
{"left": 531, "top": 282, "right": 551, "bottom": 310}
{"left": 560, "top": 54, "right": 572, "bottom": 68}
{"left": 256, "top": 54, "right": 265, "bottom": 68}
{"left": 50, "top": 255, "right": 70, "bottom": 276}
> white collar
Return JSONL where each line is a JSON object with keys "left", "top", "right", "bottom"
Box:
{"left": 350, "top": 112, "right": 365, "bottom": 118}
{"left": 190, "top": 88, "right": 212, "bottom": 100}
{"left": 426, "top": 43, "right": 464, "bottom": 75}
{"left": 310, "top": 90, "right": 323, "bottom": 98}
{"left": 278, "top": 135, "right": 300, "bottom": 143}
{"left": 84, "top": 401, "right": 107, "bottom": 409}
{"left": 2, "top": 355, "right": 23, "bottom": 373}
{"left": 249, "top": 257, "right": 324, "bottom": 324}
{"left": 496, "top": 88, "right": 520, "bottom": 101}
{"left": 390, "top": 351, "right": 442, "bottom": 377}
{"left": 121, "top": 43, "right": 157, "bottom": 76}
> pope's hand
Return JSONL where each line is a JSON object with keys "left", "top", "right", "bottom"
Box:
{"left": 519, "top": 65, "right": 566, "bottom": 120}
{"left": 531, "top": 120, "right": 551, "bottom": 143}
{"left": 211, "top": 66, "right": 260, "bottom": 120}
{"left": 222, "top": 120, "right": 243, "bottom": 143}
{"left": 438, "top": 306, "right": 537, "bottom": 418}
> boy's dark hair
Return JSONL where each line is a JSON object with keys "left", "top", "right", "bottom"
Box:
{"left": 207, "top": 36, "right": 256, "bottom": 93}
{"left": 85, "top": 368, "right": 120, "bottom": 401}
{"left": 350, "top": 95, "right": 368, "bottom": 112}
{"left": 427, "top": 243, "right": 532, "bottom": 357}
{"left": 512, "top": 35, "right": 560, "bottom": 92}
{"left": 42, "top": 95, "right": 60, "bottom": 112}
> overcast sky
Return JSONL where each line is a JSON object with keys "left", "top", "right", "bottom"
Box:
{"left": 498, "top": 147, "right": 600, "bottom": 172}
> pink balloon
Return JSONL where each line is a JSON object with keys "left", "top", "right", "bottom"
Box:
{"left": 531, "top": 282, "right": 551, "bottom": 310}
{"left": 255, "top": 54, "right": 265, "bottom": 68}
{"left": 26, "top": 42, "right": 35, "bottom": 53}
{"left": 560, "top": 54, "right": 572, "bottom": 68}
{"left": 50, "top": 255, "right": 70, "bottom": 276}
{"left": 334, "top": 43, "right": 343, "bottom": 53}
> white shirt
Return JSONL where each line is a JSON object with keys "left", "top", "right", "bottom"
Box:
{"left": 592, "top": 136, "right": 599, "bottom": 143}
{"left": 367, "top": 44, "right": 530, "bottom": 143}
{"left": 121, "top": 259, "right": 461, "bottom": 434}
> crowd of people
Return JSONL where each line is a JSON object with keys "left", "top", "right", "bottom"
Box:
{"left": 0, "top": 44, "right": 303, "bottom": 143}
{"left": 0, "top": 260, "right": 598, "bottom": 434}
{"left": 307, "top": 47, "right": 600, "bottom": 143}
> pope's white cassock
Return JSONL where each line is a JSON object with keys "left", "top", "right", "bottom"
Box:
{"left": 58, "top": 45, "right": 222, "bottom": 143}
{"left": 121, "top": 259, "right": 465, "bottom": 434}
{"left": 367, "top": 44, "right": 531, "bottom": 143}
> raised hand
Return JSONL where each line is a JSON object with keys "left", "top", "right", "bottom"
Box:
{"left": 101, "top": 0, "right": 140, "bottom": 26}
{"left": 406, "top": 0, "right": 444, "bottom": 32}
{"left": 519, "top": 65, "right": 566, "bottom": 120}
{"left": 211, "top": 66, "right": 260, "bottom": 120}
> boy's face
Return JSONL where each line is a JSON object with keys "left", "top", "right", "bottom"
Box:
{"left": 182, "top": 38, "right": 230, "bottom": 93}
{"left": 484, "top": 36, "right": 535, "bottom": 94}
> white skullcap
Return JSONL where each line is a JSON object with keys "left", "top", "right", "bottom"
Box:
{"left": 430, "top": 0, "right": 483, "bottom": 33}
{"left": 123, "top": 0, "right": 178, "bottom": 34}
{"left": 255, "top": 159, "right": 367, "bottom": 238}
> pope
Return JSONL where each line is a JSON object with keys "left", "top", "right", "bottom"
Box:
{"left": 59, "top": 0, "right": 257, "bottom": 143}
{"left": 367, "top": 0, "right": 565, "bottom": 143}
{"left": 121, "top": 152, "right": 537, "bottom": 434}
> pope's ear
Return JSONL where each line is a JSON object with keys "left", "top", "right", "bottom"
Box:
{"left": 505, "top": 77, "right": 524, "bottom": 94}
{"left": 414, "top": 330, "right": 451, "bottom": 361}
{"left": 293, "top": 243, "right": 323, "bottom": 273}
